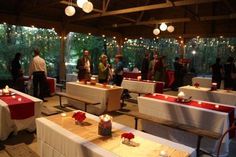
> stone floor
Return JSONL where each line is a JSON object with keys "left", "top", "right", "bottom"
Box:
{"left": 0, "top": 90, "right": 235, "bottom": 157}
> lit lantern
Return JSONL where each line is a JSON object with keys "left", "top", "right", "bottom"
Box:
{"left": 82, "top": 1, "right": 93, "bottom": 13}
{"left": 160, "top": 23, "right": 167, "bottom": 31}
{"left": 65, "top": 6, "right": 76, "bottom": 16}
{"left": 77, "top": 0, "right": 88, "bottom": 8}
{"left": 167, "top": 25, "right": 175, "bottom": 33}
{"left": 98, "top": 114, "right": 112, "bottom": 136}
{"left": 153, "top": 28, "right": 160, "bottom": 35}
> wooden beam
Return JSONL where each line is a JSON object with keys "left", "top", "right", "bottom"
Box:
{"left": 105, "top": 0, "right": 110, "bottom": 12}
{"left": 222, "top": 0, "right": 235, "bottom": 13}
{"left": 74, "top": 0, "right": 221, "bottom": 21}
{"left": 26, "top": 0, "right": 59, "bottom": 13}
{"left": 111, "top": 13, "right": 236, "bottom": 28}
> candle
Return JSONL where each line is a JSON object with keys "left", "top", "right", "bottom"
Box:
{"left": 12, "top": 96, "right": 16, "bottom": 99}
{"left": 177, "top": 91, "right": 185, "bottom": 99}
{"left": 165, "top": 95, "right": 168, "bottom": 99}
{"left": 110, "top": 85, "right": 114, "bottom": 88}
{"left": 76, "top": 80, "right": 79, "bottom": 83}
{"left": 160, "top": 150, "right": 168, "bottom": 157}
{"left": 198, "top": 101, "right": 202, "bottom": 105}
{"left": 18, "top": 98, "right": 22, "bottom": 101}
{"left": 61, "top": 113, "right": 67, "bottom": 117}
{"left": 98, "top": 114, "right": 112, "bottom": 136}
{"left": 3, "top": 85, "right": 10, "bottom": 94}
{"left": 215, "top": 105, "right": 219, "bottom": 108}
{"left": 137, "top": 76, "right": 142, "bottom": 81}
{"left": 153, "top": 93, "right": 157, "bottom": 96}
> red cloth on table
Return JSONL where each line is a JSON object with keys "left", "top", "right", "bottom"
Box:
{"left": 0, "top": 94, "right": 34, "bottom": 119}
{"left": 123, "top": 72, "right": 141, "bottom": 79}
{"left": 145, "top": 93, "right": 235, "bottom": 138}
{"left": 47, "top": 78, "right": 55, "bottom": 94}
{"left": 123, "top": 78, "right": 164, "bottom": 93}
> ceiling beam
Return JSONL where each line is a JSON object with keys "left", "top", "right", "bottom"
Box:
{"left": 74, "top": 0, "right": 221, "bottom": 21}
{"left": 111, "top": 13, "right": 236, "bottom": 28}
{"left": 222, "top": 0, "right": 235, "bottom": 13}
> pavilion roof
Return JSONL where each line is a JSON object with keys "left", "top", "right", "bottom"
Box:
{"left": 0, "top": 0, "right": 236, "bottom": 39}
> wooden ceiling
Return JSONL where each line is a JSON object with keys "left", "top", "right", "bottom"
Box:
{"left": 0, "top": 0, "right": 236, "bottom": 39}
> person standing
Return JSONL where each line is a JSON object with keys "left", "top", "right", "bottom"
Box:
{"left": 224, "top": 57, "right": 236, "bottom": 89}
{"left": 11, "top": 52, "right": 22, "bottom": 83}
{"left": 155, "top": 56, "right": 167, "bottom": 82}
{"left": 98, "top": 54, "right": 110, "bottom": 83}
{"left": 148, "top": 52, "right": 159, "bottom": 80}
{"left": 29, "top": 49, "right": 47, "bottom": 101}
{"left": 76, "top": 50, "right": 93, "bottom": 81}
{"left": 141, "top": 52, "right": 150, "bottom": 80}
{"left": 211, "top": 57, "right": 223, "bottom": 89}
{"left": 172, "top": 57, "right": 185, "bottom": 91}
{"left": 113, "top": 54, "right": 124, "bottom": 86}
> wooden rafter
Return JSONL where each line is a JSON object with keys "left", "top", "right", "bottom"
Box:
{"left": 222, "top": 0, "right": 235, "bottom": 13}
{"left": 73, "top": 0, "right": 221, "bottom": 21}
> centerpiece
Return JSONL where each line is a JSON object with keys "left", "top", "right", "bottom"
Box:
{"left": 211, "top": 82, "right": 217, "bottom": 91}
{"left": 98, "top": 114, "right": 112, "bottom": 136}
{"left": 72, "top": 111, "right": 86, "bottom": 125}
{"left": 194, "top": 82, "right": 200, "bottom": 88}
{"left": 176, "top": 91, "right": 191, "bottom": 103}
{"left": 121, "top": 132, "right": 135, "bottom": 143}
{"left": 2, "top": 85, "right": 10, "bottom": 95}
{"left": 90, "top": 77, "right": 96, "bottom": 85}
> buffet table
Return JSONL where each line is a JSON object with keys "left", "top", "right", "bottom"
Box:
{"left": 192, "top": 77, "right": 224, "bottom": 89}
{"left": 36, "top": 111, "right": 196, "bottom": 157}
{"left": 179, "top": 86, "right": 236, "bottom": 107}
{"left": 66, "top": 82, "right": 123, "bottom": 115}
{"left": 121, "top": 78, "right": 165, "bottom": 94}
{"left": 0, "top": 88, "right": 42, "bottom": 140}
{"left": 138, "top": 94, "right": 235, "bottom": 157}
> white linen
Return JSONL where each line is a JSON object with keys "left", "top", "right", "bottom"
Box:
{"left": 179, "top": 86, "right": 236, "bottom": 107}
{"left": 36, "top": 112, "right": 196, "bottom": 157}
{"left": 0, "top": 89, "right": 43, "bottom": 140}
{"left": 66, "top": 82, "right": 123, "bottom": 115}
{"left": 192, "top": 77, "right": 224, "bottom": 89}
{"left": 138, "top": 95, "right": 230, "bottom": 157}
{"left": 121, "top": 79, "right": 156, "bottom": 94}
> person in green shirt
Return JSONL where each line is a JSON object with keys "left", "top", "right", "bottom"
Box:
{"left": 98, "top": 54, "right": 110, "bottom": 83}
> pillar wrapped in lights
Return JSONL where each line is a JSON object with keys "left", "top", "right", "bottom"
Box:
{"left": 153, "top": 28, "right": 160, "bottom": 35}
{"left": 65, "top": 5, "right": 76, "bottom": 16}
{"left": 167, "top": 25, "right": 175, "bottom": 33}
{"left": 77, "top": 0, "right": 88, "bottom": 8}
{"left": 82, "top": 1, "right": 93, "bottom": 13}
{"left": 160, "top": 23, "right": 167, "bottom": 31}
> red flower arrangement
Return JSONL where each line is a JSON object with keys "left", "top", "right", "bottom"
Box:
{"left": 72, "top": 111, "right": 86, "bottom": 123}
{"left": 121, "top": 132, "right": 135, "bottom": 140}
{"left": 194, "top": 82, "right": 200, "bottom": 88}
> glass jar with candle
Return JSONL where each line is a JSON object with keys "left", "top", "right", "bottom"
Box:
{"left": 98, "top": 114, "right": 112, "bottom": 136}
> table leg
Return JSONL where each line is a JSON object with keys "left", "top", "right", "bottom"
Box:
{"left": 134, "top": 117, "right": 138, "bottom": 130}
{"left": 196, "top": 136, "right": 202, "bottom": 157}
{"left": 85, "top": 103, "right": 87, "bottom": 112}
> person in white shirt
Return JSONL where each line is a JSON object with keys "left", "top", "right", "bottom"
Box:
{"left": 29, "top": 49, "right": 47, "bottom": 101}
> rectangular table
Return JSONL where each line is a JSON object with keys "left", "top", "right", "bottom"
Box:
{"left": 123, "top": 72, "right": 141, "bottom": 79}
{"left": 66, "top": 82, "right": 123, "bottom": 115}
{"left": 121, "top": 78, "right": 165, "bottom": 94}
{"left": 138, "top": 94, "right": 234, "bottom": 157}
{"left": 192, "top": 77, "right": 224, "bottom": 89}
{"left": 179, "top": 86, "right": 236, "bottom": 108}
{"left": 0, "top": 88, "right": 42, "bottom": 140}
{"left": 36, "top": 111, "right": 196, "bottom": 157}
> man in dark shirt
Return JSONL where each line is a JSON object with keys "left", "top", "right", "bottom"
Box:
{"left": 11, "top": 52, "right": 22, "bottom": 82}
{"left": 211, "top": 57, "right": 223, "bottom": 89}
{"left": 141, "top": 52, "right": 150, "bottom": 80}
{"left": 172, "top": 57, "right": 184, "bottom": 91}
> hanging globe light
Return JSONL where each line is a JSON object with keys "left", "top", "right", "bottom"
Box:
{"left": 160, "top": 23, "right": 167, "bottom": 31}
{"left": 65, "top": 6, "right": 76, "bottom": 16}
{"left": 82, "top": 1, "right": 93, "bottom": 13}
{"left": 167, "top": 25, "right": 175, "bottom": 33}
{"left": 77, "top": 0, "right": 88, "bottom": 8}
{"left": 153, "top": 28, "right": 160, "bottom": 35}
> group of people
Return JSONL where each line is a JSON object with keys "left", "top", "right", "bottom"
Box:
{"left": 211, "top": 56, "right": 236, "bottom": 90}
{"left": 76, "top": 50, "right": 124, "bottom": 86}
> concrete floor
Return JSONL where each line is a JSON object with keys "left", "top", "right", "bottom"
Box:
{"left": 0, "top": 90, "right": 235, "bottom": 157}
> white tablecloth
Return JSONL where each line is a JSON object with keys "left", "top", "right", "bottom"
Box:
{"left": 36, "top": 111, "right": 196, "bottom": 157}
{"left": 192, "top": 77, "right": 224, "bottom": 89}
{"left": 138, "top": 95, "right": 231, "bottom": 157}
{"left": 121, "top": 79, "right": 156, "bottom": 94}
{"left": 0, "top": 89, "right": 43, "bottom": 140}
{"left": 66, "top": 74, "right": 77, "bottom": 82}
{"left": 66, "top": 82, "right": 123, "bottom": 115}
{"left": 179, "top": 86, "right": 236, "bottom": 107}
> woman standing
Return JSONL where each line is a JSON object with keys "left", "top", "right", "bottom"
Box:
{"left": 98, "top": 54, "right": 110, "bottom": 83}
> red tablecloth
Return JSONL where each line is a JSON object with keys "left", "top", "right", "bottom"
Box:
{"left": 145, "top": 93, "right": 235, "bottom": 138}
{"left": 123, "top": 72, "right": 141, "bottom": 79}
{"left": 47, "top": 78, "right": 55, "bottom": 94}
{"left": 123, "top": 78, "right": 164, "bottom": 93}
{"left": 0, "top": 94, "right": 34, "bottom": 119}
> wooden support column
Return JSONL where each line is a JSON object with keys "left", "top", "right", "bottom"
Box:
{"left": 116, "top": 37, "right": 124, "bottom": 54}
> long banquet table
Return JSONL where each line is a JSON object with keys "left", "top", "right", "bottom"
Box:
{"left": 179, "top": 86, "right": 236, "bottom": 108}
{"left": 36, "top": 111, "right": 196, "bottom": 157}
{"left": 66, "top": 82, "right": 123, "bottom": 115}
{"left": 192, "top": 77, "right": 224, "bottom": 89}
{"left": 121, "top": 78, "right": 165, "bottom": 94}
{"left": 138, "top": 93, "right": 235, "bottom": 157}
{"left": 0, "top": 88, "right": 43, "bottom": 140}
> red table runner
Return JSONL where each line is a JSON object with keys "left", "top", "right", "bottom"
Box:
{"left": 0, "top": 94, "right": 34, "bottom": 119}
{"left": 123, "top": 78, "right": 164, "bottom": 93}
{"left": 145, "top": 93, "right": 235, "bottom": 138}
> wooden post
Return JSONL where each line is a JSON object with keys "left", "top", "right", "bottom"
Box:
{"left": 116, "top": 36, "right": 124, "bottom": 54}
